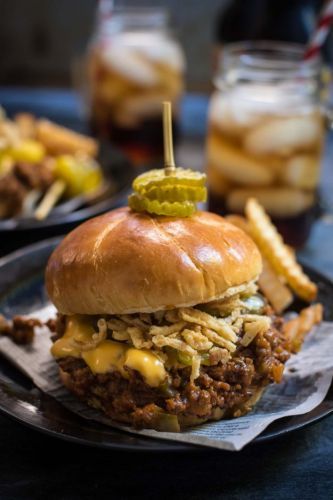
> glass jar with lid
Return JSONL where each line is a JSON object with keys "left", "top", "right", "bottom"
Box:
{"left": 206, "top": 41, "right": 327, "bottom": 246}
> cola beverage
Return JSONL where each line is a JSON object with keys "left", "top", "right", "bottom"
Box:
{"left": 86, "top": 9, "right": 185, "bottom": 166}
{"left": 206, "top": 42, "right": 326, "bottom": 247}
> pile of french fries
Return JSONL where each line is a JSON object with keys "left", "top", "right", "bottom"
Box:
{"left": 226, "top": 198, "right": 323, "bottom": 353}
{"left": 0, "top": 112, "right": 98, "bottom": 157}
{"left": 0, "top": 110, "right": 100, "bottom": 220}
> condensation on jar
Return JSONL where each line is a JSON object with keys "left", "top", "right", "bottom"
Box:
{"left": 206, "top": 41, "right": 327, "bottom": 247}
{"left": 84, "top": 7, "right": 185, "bottom": 166}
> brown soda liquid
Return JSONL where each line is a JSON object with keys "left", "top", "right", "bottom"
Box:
{"left": 90, "top": 114, "right": 180, "bottom": 167}
{"left": 86, "top": 32, "right": 184, "bottom": 167}
{"left": 206, "top": 89, "right": 325, "bottom": 248}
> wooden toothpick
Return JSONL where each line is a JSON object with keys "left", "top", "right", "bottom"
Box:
{"left": 163, "top": 101, "right": 176, "bottom": 176}
{"left": 34, "top": 179, "right": 66, "bottom": 220}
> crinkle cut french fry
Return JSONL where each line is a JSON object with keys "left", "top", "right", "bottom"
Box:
{"left": 283, "top": 304, "right": 323, "bottom": 353}
{"left": 225, "top": 215, "right": 293, "bottom": 312}
{"left": 258, "top": 258, "right": 293, "bottom": 313}
{"left": 245, "top": 198, "right": 317, "bottom": 302}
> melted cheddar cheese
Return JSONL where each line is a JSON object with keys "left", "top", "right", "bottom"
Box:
{"left": 51, "top": 316, "right": 166, "bottom": 387}
{"left": 125, "top": 348, "right": 166, "bottom": 387}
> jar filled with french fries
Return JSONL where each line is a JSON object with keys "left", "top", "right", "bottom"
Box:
{"left": 206, "top": 41, "right": 327, "bottom": 247}
{"left": 84, "top": 7, "right": 185, "bottom": 166}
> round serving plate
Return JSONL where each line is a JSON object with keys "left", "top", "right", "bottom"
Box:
{"left": 0, "top": 143, "right": 135, "bottom": 256}
{"left": 0, "top": 239, "right": 333, "bottom": 452}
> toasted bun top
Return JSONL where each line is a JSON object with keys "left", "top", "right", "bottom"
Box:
{"left": 46, "top": 208, "right": 262, "bottom": 314}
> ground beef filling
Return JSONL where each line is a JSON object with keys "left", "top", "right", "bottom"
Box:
{"left": 0, "top": 162, "right": 54, "bottom": 218}
{"left": 0, "top": 314, "right": 41, "bottom": 344}
{"left": 56, "top": 316, "right": 289, "bottom": 429}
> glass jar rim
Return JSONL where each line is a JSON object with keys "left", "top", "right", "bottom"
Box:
{"left": 97, "top": 6, "right": 170, "bottom": 34}
{"left": 216, "top": 40, "right": 321, "bottom": 87}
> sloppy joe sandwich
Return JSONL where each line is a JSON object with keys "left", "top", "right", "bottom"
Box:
{"left": 46, "top": 207, "right": 291, "bottom": 431}
{"left": 44, "top": 102, "right": 320, "bottom": 432}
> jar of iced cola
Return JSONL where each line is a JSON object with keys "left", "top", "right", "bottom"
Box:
{"left": 206, "top": 42, "right": 326, "bottom": 247}
{"left": 86, "top": 8, "right": 185, "bottom": 166}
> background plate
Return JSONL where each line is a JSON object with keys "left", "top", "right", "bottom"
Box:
{"left": 0, "top": 144, "right": 134, "bottom": 256}
{"left": 0, "top": 239, "right": 333, "bottom": 452}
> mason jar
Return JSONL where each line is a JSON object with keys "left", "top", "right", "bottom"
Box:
{"left": 85, "top": 7, "right": 185, "bottom": 166}
{"left": 206, "top": 41, "right": 327, "bottom": 247}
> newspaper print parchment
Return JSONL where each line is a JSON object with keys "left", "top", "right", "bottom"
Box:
{"left": 0, "top": 304, "right": 332, "bottom": 451}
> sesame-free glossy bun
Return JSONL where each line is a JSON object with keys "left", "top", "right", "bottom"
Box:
{"left": 45, "top": 208, "right": 262, "bottom": 314}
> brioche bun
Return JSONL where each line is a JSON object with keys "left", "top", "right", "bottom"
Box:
{"left": 46, "top": 208, "right": 262, "bottom": 314}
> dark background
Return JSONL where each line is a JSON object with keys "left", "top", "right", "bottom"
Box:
{"left": 0, "top": 2, "right": 333, "bottom": 499}
{"left": 0, "top": 409, "right": 332, "bottom": 499}
{"left": 0, "top": 0, "right": 228, "bottom": 91}
{"left": 0, "top": 0, "right": 331, "bottom": 92}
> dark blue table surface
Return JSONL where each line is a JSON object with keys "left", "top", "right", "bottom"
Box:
{"left": 0, "top": 88, "right": 333, "bottom": 500}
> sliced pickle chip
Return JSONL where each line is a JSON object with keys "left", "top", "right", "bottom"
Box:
{"left": 54, "top": 155, "right": 103, "bottom": 197}
{"left": 177, "top": 351, "right": 192, "bottom": 366}
{"left": 242, "top": 294, "right": 266, "bottom": 314}
{"left": 128, "top": 193, "right": 196, "bottom": 217}
{"left": 133, "top": 168, "right": 206, "bottom": 194}
{"left": 200, "top": 352, "right": 211, "bottom": 366}
{"left": 143, "top": 184, "right": 207, "bottom": 203}
{"left": 153, "top": 412, "right": 180, "bottom": 432}
{"left": 130, "top": 167, "right": 207, "bottom": 217}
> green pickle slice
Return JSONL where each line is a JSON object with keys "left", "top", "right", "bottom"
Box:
{"left": 128, "top": 194, "right": 196, "bottom": 217}
{"left": 144, "top": 185, "right": 207, "bottom": 203}
{"left": 133, "top": 168, "right": 206, "bottom": 193}
{"left": 54, "top": 155, "right": 102, "bottom": 197}
{"left": 130, "top": 167, "right": 207, "bottom": 217}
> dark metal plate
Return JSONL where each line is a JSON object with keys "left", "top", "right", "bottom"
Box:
{"left": 0, "top": 239, "right": 332, "bottom": 452}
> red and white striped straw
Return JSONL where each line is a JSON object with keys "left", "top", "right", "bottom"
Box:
{"left": 97, "top": 0, "right": 114, "bottom": 25}
{"left": 304, "top": 0, "right": 333, "bottom": 60}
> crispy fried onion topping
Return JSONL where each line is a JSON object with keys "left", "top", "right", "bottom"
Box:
{"left": 70, "top": 318, "right": 108, "bottom": 351}
{"left": 90, "top": 290, "right": 271, "bottom": 382}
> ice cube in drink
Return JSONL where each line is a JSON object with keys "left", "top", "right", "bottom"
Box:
{"left": 206, "top": 84, "right": 325, "bottom": 246}
{"left": 87, "top": 30, "right": 185, "bottom": 165}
